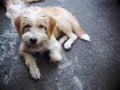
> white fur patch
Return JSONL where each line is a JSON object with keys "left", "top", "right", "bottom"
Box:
{"left": 50, "top": 53, "right": 62, "bottom": 62}
{"left": 80, "top": 34, "right": 90, "bottom": 42}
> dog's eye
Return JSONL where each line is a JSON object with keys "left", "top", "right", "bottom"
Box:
{"left": 39, "top": 25, "right": 47, "bottom": 30}
{"left": 24, "top": 25, "right": 31, "bottom": 29}
{"left": 24, "top": 25, "right": 31, "bottom": 32}
{"left": 39, "top": 25, "right": 44, "bottom": 29}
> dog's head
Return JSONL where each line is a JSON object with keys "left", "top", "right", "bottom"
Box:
{"left": 14, "top": 7, "right": 56, "bottom": 46}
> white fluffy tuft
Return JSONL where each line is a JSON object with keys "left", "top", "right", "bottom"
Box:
{"left": 80, "top": 34, "right": 90, "bottom": 42}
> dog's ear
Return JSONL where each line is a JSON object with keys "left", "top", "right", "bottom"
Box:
{"left": 14, "top": 16, "right": 22, "bottom": 38}
{"left": 48, "top": 17, "right": 56, "bottom": 38}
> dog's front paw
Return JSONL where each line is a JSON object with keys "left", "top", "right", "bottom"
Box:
{"left": 50, "top": 53, "right": 62, "bottom": 63}
{"left": 30, "top": 67, "right": 41, "bottom": 80}
{"left": 64, "top": 42, "right": 71, "bottom": 50}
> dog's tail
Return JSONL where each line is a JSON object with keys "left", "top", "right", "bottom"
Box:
{"left": 73, "top": 26, "right": 90, "bottom": 42}
{"left": 72, "top": 18, "right": 90, "bottom": 42}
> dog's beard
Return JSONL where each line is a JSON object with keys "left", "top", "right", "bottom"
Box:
{"left": 22, "top": 30, "right": 48, "bottom": 46}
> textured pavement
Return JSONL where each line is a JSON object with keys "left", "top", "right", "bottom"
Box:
{"left": 0, "top": 0, "right": 120, "bottom": 90}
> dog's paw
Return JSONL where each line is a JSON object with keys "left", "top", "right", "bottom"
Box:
{"left": 50, "top": 53, "right": 62, "bottom": 63}
{"left": 30, "top": 67, "right": 41, "bottom": 80}
{"left": 64, "top": 42, "right": 71, "bottom": 50}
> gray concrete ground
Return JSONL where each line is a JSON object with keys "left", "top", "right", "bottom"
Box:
{"left": 0, "top": 0, "right": 120, "bottom": 90}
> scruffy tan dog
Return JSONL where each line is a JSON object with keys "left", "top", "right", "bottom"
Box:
{"left": 14, "top": 6, "right": 90, "bottom": 79}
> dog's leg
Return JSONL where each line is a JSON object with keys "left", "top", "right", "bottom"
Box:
{"left": 20, "top": 45, "right": 41, "bottom": 79}
{"left": 21, "top": 51, "right": 41, "bottom": 79}
{"left": 48, "top": 36, "right": 62, "bottom": 62}
{"left": 63, "top": 32, "right": 78, "bottom": 50}
{"left": 59, "top": 35, "right": 68, "bottom": 46}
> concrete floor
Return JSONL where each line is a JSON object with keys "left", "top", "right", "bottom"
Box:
{"left": 0, "top": 0, "right": 120, "bottom": 90}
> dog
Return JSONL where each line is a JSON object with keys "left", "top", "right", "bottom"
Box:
{"left": 0, "top": 0, "right": 42, "bottom": 19}
{"left": 14, "top": 6, "right": 90, "bottom": 79}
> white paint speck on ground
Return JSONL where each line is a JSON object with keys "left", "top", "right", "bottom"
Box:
{"left": 58, "top": 61, "right": 72, "bottom": 69}
{"left": 56, "top": 81, "right": 62, "bottom": 90}
{"left": 74, "top": 56, "right": 79, "bottom": 63}
{"left": 73, "top": 76, "right": 83, "bottom": 90}
{"left": 3, "top": 67, "right": 14, "bottom": 85}
{"left": 58, "top": 52, "right": 72, "bottom": 69}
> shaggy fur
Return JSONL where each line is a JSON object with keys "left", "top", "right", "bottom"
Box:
{"left": 14, "top": 6, "right": 90, "bottom": 79}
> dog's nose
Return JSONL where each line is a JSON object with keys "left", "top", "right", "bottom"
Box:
{"left": 30, "top": 38, "right": 37, "bottom": 44}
